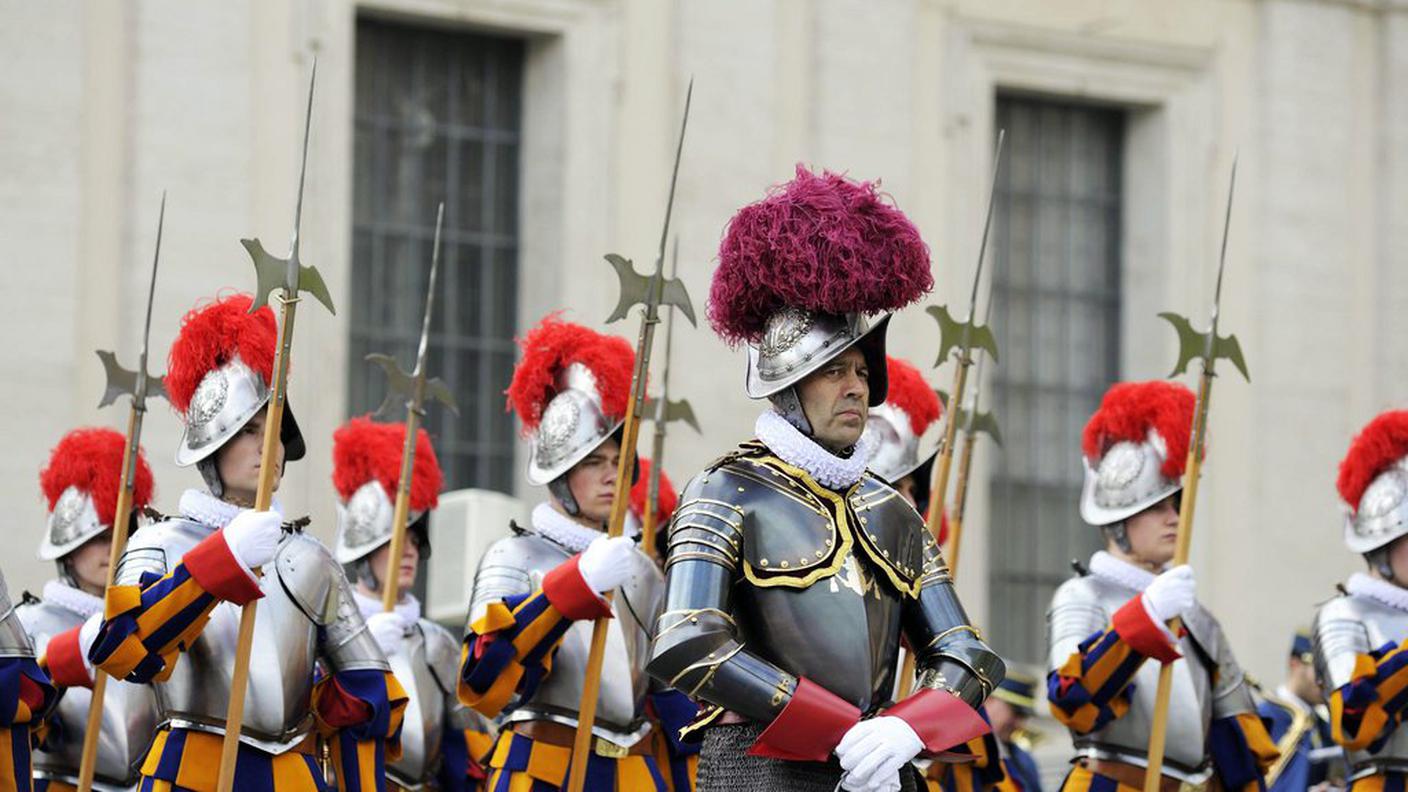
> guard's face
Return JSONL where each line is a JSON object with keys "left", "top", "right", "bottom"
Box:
{"left": 67, "top": 531, "right": 113, "bottom": 595}
{"left": 1123, "top": 494, "right": 1179, "bottom": 566}
{"left": 893, "top": 474, "right": 918, "bottom": 510}
{"left": 798, "top": 348, "right": 870, "bottom": 453}
{"left": 985, "top": 697, "right": 1020, "bottom": 742}
{"left": 216, "top": 407, "right": 284, "bottom": 502}
{"left": 565, "top": 437, "right": 621, "bottom": 526}
{"left": 369, "top": 532, "right": 421, "bottom": 598}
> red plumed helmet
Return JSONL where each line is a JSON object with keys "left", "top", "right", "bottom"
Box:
{"left": 1081, "top": 381, "right": 1196, "bottom": 480}
{"left": 38, "top": 427, "right": 154, "bottom": 560}
{"left": 630, "top": 457, "right": 678, "bottom": 527}
{"left": 884, "top": 357, "right": 942, "bottom": 436}
{"left": 709, "top": 165, "right": 933, "bottom": 345}
{"left": 505, "top": 314, "right": 635, "bottom": 432}
{"left": 333, "top": 416, "right": 443, "bottom": 512}
{"left": 165, "top": 293, "right": 277, "bottom": 415}
{"left": 1338, "top": 411, "right": 1408, "bottom": 513}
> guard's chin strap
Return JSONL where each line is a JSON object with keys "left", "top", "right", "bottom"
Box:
{"left": 1366, "top": 549, "right": 1398, "bottom": 584}
{"left": 55, "top": 559, "right": 79, "bottom": 589}
{"left": 768, "top": 386, "right": 814, "bottom": 437}
{"left": 1101, "top": 522, "right": 1134, "bottom": 555}
{"left": 352, "top": 557, "right": 381, "bottom": 592}
{"left": 548, "top": 477, "right": 581, "bottom": 517}
{"left": 196, "top": 456, "right": 225, "bottom": 499}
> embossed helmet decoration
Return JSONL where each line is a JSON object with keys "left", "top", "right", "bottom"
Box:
{"left": 1337, "top": 410, "right": 1408, "bottom": 554}
{"left": 507, "top": 315, "right": 635, "bottom": 488}
{"left": 1079, "top": 380, "right": 1195, "bottom": 527}
{"left": 869, "top": 356, "right": 943, "bottom": 485}
{"left": 332, "top": 416, "right": 443, "bottom": 564}
{"left": 165, "top": 293, "right": 306, "bottom": 471}
{"left": 709, "top": 166, "right": 933, "bottom": 420}
{"left": 38, "top": 427, "right": 154, "bottom": 560}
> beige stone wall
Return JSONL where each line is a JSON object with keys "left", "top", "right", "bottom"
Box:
{"left": 1, "top": 0, "right": 1404, "bottom": 710}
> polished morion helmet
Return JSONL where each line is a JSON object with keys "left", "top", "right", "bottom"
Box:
{"left": 332, "top": 416, "right": 443, "bottom": 566}
{"left": 1079, "top": 381, "right": 1196, "bottom": 528}
{"left": 165, "top": 294, "right": 306, "bottom": 492}
{"left": 709, "top": 166, "right": 933, "bottom": 433}
{"left": 869, "top": 356, "right": 943, "bottom": 487}
{"left": 38, "top": 427, "right": 154, "bottom": 562}
{"left": 1336, "top": 410, "right": 1408, "bottom": 557}
{"left": 506, "top": 315, "right": 634, "bottom": 512}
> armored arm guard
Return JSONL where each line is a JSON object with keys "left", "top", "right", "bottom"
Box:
{"left": 0, "top": 570, "right": 53, "bottom": 732}
{"left": 646, "top": 473, "right": 800, "bottom": 725}
{"left": 0, "top": 571, "right": 33, "bottom": 660}
{"left": 901, "top": 532, "right": 1003, "bottom": 708}
{"left": 1313, "top": 594, "right": 1408, "bottom": 753}
{"left": 1192, "top": 606, "right": 1277, "bottom": 790}
{"left": 283, "top": 535, "right": 388, "bottom": 674}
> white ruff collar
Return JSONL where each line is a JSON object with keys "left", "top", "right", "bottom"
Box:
{"left": 42, "top": 580, "right": 103, "bottom": 619}
{"left": 531, "top": 502, "right": 604, "bottom": 554}
{"left": 755, "top": 410, "right": 877, "bottom": 489}
{"left": 351, "top": 588, "right": 421, "bottom": 626}
{"left": 1347, "top": 572, "right": 1408, "bottom": 612}
{"left": 1088, "top": 551, "right": 1163, "bottom": 593}
{"left": 178, "top": 489, "right": 283, "bottom": 531}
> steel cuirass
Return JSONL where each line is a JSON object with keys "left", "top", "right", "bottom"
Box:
{"left": 647, "top": 444, "right": 1002, "bottom": 725}
{"left": 0, "top": 571, "right": 33, "bottom": 659}
{"left": 468, "top": 526, "right": 662, "bottom": 745}
{"left": 386, "top": 617, "right": 493, "bottom": 789}
{"left": 113, "top": 518, "right": 388, "bottom": 754}
{"left": 18, "top": 592, "right": 159, "bottom": 790}
{"left": 1048, "top": 572, "right": 1256, "bottom": 783}
{"left": 1313, "top": 592, "right": 1408, "bottom": 779}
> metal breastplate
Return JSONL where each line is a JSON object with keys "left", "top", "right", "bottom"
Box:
{"left": 0, "top": 571, "right": 33, "bottom": 658}
{"left": 470, "top": 530, "right": 662, "bottom": 744}
{"left": 1048, "top": 574, "right": 1214, "bottom": 782}
{"left": 728, "top": 462, "right": 919, "bottom": 711}
{"left": 17, "top": 596, "right": 159, "bottom": 790}
{"left": 1314, "top": 593, "right": 1408, "bottom": 777}
{"left": 114, "top": 520, "right": 335, "bottom": 754}
{"left": 385, "top": 620, "right": 455, "bottom": 789}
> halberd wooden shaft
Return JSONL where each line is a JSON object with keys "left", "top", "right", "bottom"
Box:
{"left": 945, "top": 428, "right": 979, "bottom": 573}
{"left": 381, "top": 405, "right": 422, "bottom": 612}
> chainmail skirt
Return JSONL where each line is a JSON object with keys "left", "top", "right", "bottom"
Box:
{"left": 695, "top": 722, "right": 920, "bottom": 792}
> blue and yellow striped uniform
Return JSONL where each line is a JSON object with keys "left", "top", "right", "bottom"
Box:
{"left": 0, "top": 656, "right": 56, "bottom": 792}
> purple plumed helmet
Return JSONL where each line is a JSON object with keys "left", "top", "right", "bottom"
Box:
{"left": 709, "top": 165, "right": 933, "bottom": 345}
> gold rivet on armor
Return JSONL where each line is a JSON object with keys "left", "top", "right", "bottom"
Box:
{"left": 737, "top": 487, "right": 745, "bottom": 492}
{"left": 882, "top": 549, "right": 890, "bottom": 557}
{"left": 799, "top": 557, "right": 808, "bottom": 565}
{"left": 760, "top": 558, "right": 769, "bottom": 567}
{"left": 815, "top": 550, "right": 824, "bottom": 558}
{"left": 861, "top": 517, "right": 869, "bottom": 525}
{"left": 702, "top": 477, "right": 709, "bottom": 483}
{"left": 690, "top": 617, "right": 699, "bottom": 624}
{"left": 780, "top": 561, "right": 790, "bottom": 568}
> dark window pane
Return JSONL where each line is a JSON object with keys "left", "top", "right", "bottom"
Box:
{"left": 987, "top": 96, "right": 1123, "bottom": 665}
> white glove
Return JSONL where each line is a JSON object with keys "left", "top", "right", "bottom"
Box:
{"left": 835, "top": 716, "right": 923, "bottom": 792}
{"left": 221, "top": 509, "right": 283, "bottom": 570}
{"left": 366, "top": 611, "right": 409, "bottom": 655}
{"left": 578, "top": 535, "right": 636, "bottom": 594}
{"left": 1143, "top": 564, "right": 1196, "bottom": 623}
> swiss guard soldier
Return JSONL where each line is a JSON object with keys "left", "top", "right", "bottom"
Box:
{"left": 331, "top": 416, "right": 496, "bottom": 791}
{"left": 0, "top": 567, "right": 57, "bottom": 792}
{"left": 1047, "top": 380, "right": 1276, "bottom": 792}
{"left": 868, "top": 355, "right": 943, "bottom": 517}
{"left": 457, "top": 316, "right": 669, "bottom": 790}
{"left": 83, "top": 293, "right": 407, "bottom": 792}
{"left": 1257, "top": 631, "right": 1337, "bottom": 792}
{"left": 17, "top": 428, "right": 160, "bottom": 791}
{"left": 646, "top": 166, "right": 1002, "bottom": 792}
{"left": 1312, "top": 409, "right": 1408, "bottom": 791}
{"left": 987, "top": 672, "right": 1042, "bottom": 792}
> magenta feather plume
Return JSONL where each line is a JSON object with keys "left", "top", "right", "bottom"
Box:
{"left": 708, "top": 165, "right": 934, "bottom": 344}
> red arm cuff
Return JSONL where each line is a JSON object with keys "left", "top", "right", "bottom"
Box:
{"left": 316, "top": 677, "right": 374, "bottom": 728}
{"left": 44, "top": 627, "right": 92, "bottom": 689}
{"left": 185, "top": 530, "right": 264, "bottom": 605}
{"left": 542, "top": 555, "right": 612, "bottom": 621}
{"left": 1112, "top": 596, "right": 1181, "bottom": 664}
{"left": 886, "top": 687, "right": 990, "bottom": 755}
{"left": 748, "top": 677, "right": 861, "bottom": 762}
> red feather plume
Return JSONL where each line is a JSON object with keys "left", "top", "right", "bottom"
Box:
{"left": 709, "top": 165, "right": 934, "bottom": 344}
{"left": 40, "top": 427, "right": 154, "bottom": 527}
{"left": 630, "top": 457, "right": 678, "bottom": 526}
{"left": 505, "top": 314, "right": 635, "bottom": 432}
{"left": 165, "top": 293, "right": 278, "bottom": 415}
{"left": 1338, "top": 410, "right": 1408, "bottom": 512}
{"left": 884, "top": 356, "right": 942, "bottom": 435}
{"left": 1081, "top": 381, "right": 1196, "bottom": 480}
{"left": 332, "top": 416, "right": 443, "bottom": 512}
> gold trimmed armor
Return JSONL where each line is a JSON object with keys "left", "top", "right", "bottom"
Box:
{"left": 647, "top": 442, "right": 1002, "bottom": 722}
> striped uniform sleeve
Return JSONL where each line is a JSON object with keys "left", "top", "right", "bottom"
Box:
{"left": 89, "top": 529, "right": 263, "bottom": 684}
{"left": 1328, "top": 640, "right": 1408, "bottom": 752}
{"left": 316, "top": 668, "right": 410, "bottom": 792}
{"left": 934, "top": 728, "right": 1005, "bottom": 792}
{"left": 1047, "top": 595, "right": 1180, "bottom": 734}
{"left": 457, "top": 554, "right": 610, "bottom": 718}
{"left": 0, "top": 656, "right": 57, "bottom": 792}
{"left": 1209, "top": 711, "right": 1279, "bottom": 792}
